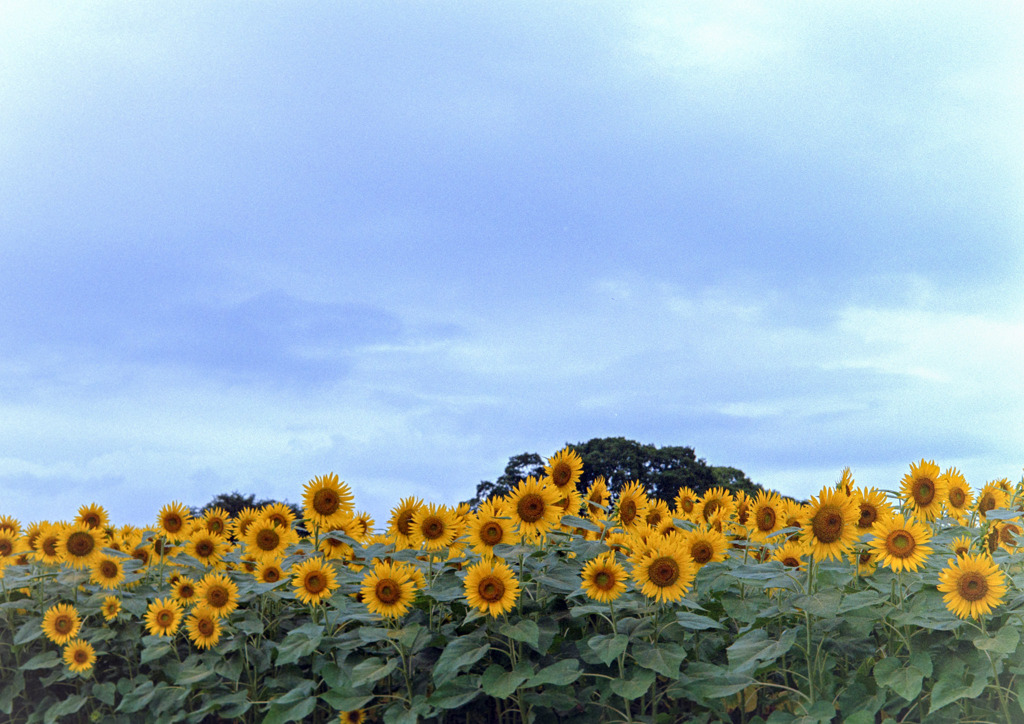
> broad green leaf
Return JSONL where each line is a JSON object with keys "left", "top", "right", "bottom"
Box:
{"left": 587, "top": 633, "right": 629, "bottom": 666}
{"left": 91, "top": 681, "right": 116, "bottom": 707}
{"left": 215, "top": 654, "right": 244, "bottom": 682}
{"left": 973, "top": 625, "right": 1019, "bottom": 654}
{"left": 235, "top": 616, "right": 265, "bottom": 636}
{"left": 982, "top": 508, "right": 1021, "bottom": 520}
{"left": 13, "top": 618, "right": 44, "bottom": 646}
{"left": 320, "top": 690, "right": 373, "bottom": 712}
{"left": 686, "top": 662, "right": 754, "bottom": 699}
{"left": 428, "top": 676, "right": 481, "bottom": 710}
{"left": 727, "top": 628, "right": 797, "bottom": 674}
{"left": 874, "top": 653, "right": 931, "bottom": 701}
{"left": 560, "top": 515, "right": 601, "bottom": 532}
{"left": 261, "top": 697, "right": 316, "bottom": 724}
{"left": 498, "top": 619, "right": 540, "bottom": 649}
{"left": 117, "top": 681, "right": 157, "bottom": 713}
{"left": 0, "top": 671, "right": 24, "bottom": 715}
{"left": 631, "top": 641, "right": 687, "bottom": 678}
{"left": 20, "top": 650, "right": 60, "bottom": 670}
{"left": 383, "top": 700, "right": 432, "bottom": 724}
{"left": 792, "top": 590, "right": 841, "bottom": 619}
{"left": 929, "top": 658, "right": 988, "bottom": 714}
{"left": 140, "top": 640, "right": 173, "bottom": 664}
{"left": 675, "top": 610, "right": 726, "bottom": 630}
{"left": 433, "top": 636, "right": 491, "bottom": 686}
{"left": 609, "top": 667, "right": 656, "bottom": 700}
{"left": 173, "top": 663, "right": 215, "bottom": 686}
{"left": 350, "top": 657, "right": 399, "bottom": 686}
{"left": 837, "top": 589, "right": 886, "bottom": 614}
{"left": 43, "top": 694, "right": 86, "bottom": 724}
{"left": 275, "top": 625, "right": 323, "bottom": 666}
{"left": 481, "top": 662, "right": 533, "bottom": 699}
{"left": 526, "top": 659, "right": 581, "bottom": 687}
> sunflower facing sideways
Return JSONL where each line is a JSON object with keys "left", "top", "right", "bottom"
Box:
{"left": 42, "top": 603, "right": 81, "bottom": 645}
{"left": 900, "top": 459, "right": 948, "bottom": 522}
{"left": 463, "top": 558, "right": 520, "bottom": 617}
{"left": 678, "top": 525, "right": 729, "bottom": 568}
{"left": 673, "top": 486, "right": 699, "bottom": 521}
{"left": 506, "top": 476, "right": 562, "bottom": 542}
{"left": 631, "top": 537, "right": 695, "bottom": 603}
{"left": 580, "top": 552, "right": 628, "bottom": 603}
{"left": 339, "top": 710, "right": 367, "bottom": 724}
{"left": 291, "top": 557, "right": 338, "bottom": 606}
{"left": 801, "top": 487, "right": 859, "bottom": 561}
{"left": 869, "top": 514, "right": 933, "bottom": 573}
{"left": 145, "top": 597, "right": 184, "bottom": 637}
{"left": 361, "top": 560, "right": 418, "bottom": 619}
{"left": 975, "top": 481, "right": 1008, "bottom": 520}
{"left": 543, "top": 446, "right": 584, "bottom": 494}
{"left": 303, "top": 472, "right": 355, "bottom": 530}
{"left": 937, "top": 553, "right": 1007, "bottom": 619}
{"left": 853, "top": 487, "right": 893, "bottom": 533}
{"left": 748, "top": 491, "right": 784, "bottom": 543}
{"left": 386, "top": 496, "right": 423, "bottom": 551}
{"left": 695, "top": 487, "right": 736, "bottom": 527}
{"left": 62, "top": 638, "right": 96, "bottom": 674}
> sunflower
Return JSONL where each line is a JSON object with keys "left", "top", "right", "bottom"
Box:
{"left": 631, "top": 538, "right": 694, "bottom": 603}
{"left": 950, "top": 535, "right": 974, "bottom": 558}
{"left": 339, "top": 710, "right": 367, "bottom": 724}
{"left": 199, "top": 507, "right": 231, "bottom": 537}
{"left": 853, "top": 487, "right": 893, "bottom": 532}
{"left": 145, "top": 597, "right": 184, "bottom": 637}
{"left": 734, "top": 491, "right": 752, "bottom": 528}
{"left": 937, "top": 553, "right": 1008, "bottom": 619}
{"left": 585, "top": 477, "right": 612, "bottom": 519}
{"left": 506, "top": 476, "right": 561, "bottom": 541}
{"left": 673, "top": 486, "right": 699, "bottom": 521}
{"left": 260, "top": 503, "right": 297, "bottom": 531}
{"left": 303, "top": 472, "right": 355, "bottom": 530}
{"left": 360, "top": 560, "right": 418, "bottom": 618}
{"left": 185, "top": 605, "right": 222, "bottom": 650}
{"left": 543, "top": 446, "right": 584, "bottom": 493}
{"left": 990, "top": 521, "right": 1022, "bottom": 552}
{"left": 850, "top": 549, "right": 878, "bottom": 576}
{"left": 90, "top": 555, "right": 126, "bottom": 590}
{"left": 243, "top": 519, "right": 299, "bottom": 561}
{"left": 678, "top": 525, "right": 729, "bottom": 568}
{"left": 255, "top": 561, "right": 285, "bottom": 585}
{"left": 0, "top": 529, "right": 26, "bottom": 565}
{"left": 467, "top": 500, "right": 519, "bottom": 558}
{"left": 748, "top": 491, "right": 784, "bottom": 543}
{"left": 463, "top": 558, "right": 520, "bottom": 617}
{"left": 75, "top": 503, "right": 109, "bottom": 531}
{"left": 900, "top": 459, "right": 947, "bottom": 521}
{"left": 291, "top": 557, "right": 338, "bottom": 606}
{"left": 408, "top": 503, "right": 459, "bottom": 551}
{"left": 195, "top": 572, "right": 239, "bottom": 618}
{"left": 643, "top": 499, "right": 672, "bottom": 529}
{"left": 157, "top": 502, "right": 193, "bottom": 543}
{"left": 350, "top": 511, "right": 375, "bottom": 543}
{"left": 42, "top": 603, "right": 81, "bottom": 645}
{"left": 101, "top": 595, "right": 121, "bottom": 621}
{"left": 0, "top": 515, "right": 20, "bottom": 536}
{"left": 869, "top": 514, "right": 933, "bottom": 572}
{"left": 800, "top": 487, "right": 859, "bottom": 561}
{"left": 616, "top": 481, "right": 650, "bottom": 532}
{"left": 696, "top": 487, "right": 736, "bottom": 527}
{"left": 580, "top": 552, "right": 628, "bottom": 603}
{"left": 387, "top": 496, "right": 423, "bottom": 551}
{"left": 171, "top": 576, "right": 199, "bottom": 604}
{"left": 319, "top": 523, "right": 356, "bottom": 561}
{"left": 554, "top": 485, "right": 584, "bottom": 521}
{"left": 62, "top": 638, "right": 96, "bottom": 674}
{"left": 55, "top": 524, "right": 101, "bottom": 570}
{"left": 185, "top": 531, "right": 228, "bottom": 568}
{"left": 976, "top": 481, "right": 1008, "bottom": 520}
{"left": 937, "top": 467, "right": 973, "bottom": 523}
{"left": 772, "top": 540, "right": 808, "bottom": 570}
{"left": 230, "top": 507, "right": 262, "bottom": 541}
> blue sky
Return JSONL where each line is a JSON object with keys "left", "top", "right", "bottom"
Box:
{"left": 2, "top": 2, "right": 1022, "bottom": 530}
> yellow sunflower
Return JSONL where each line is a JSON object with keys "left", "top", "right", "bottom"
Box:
{"left": 580, "top": 552, "right": 628, "bottom": 603}
{"left": 101, "top": 596, "right": 121, "bottom": 622}
{"left": 339, "top": 710, "right": 367, "bottom": 724}
{"left": 145, "top": 597, "right": 184, "bottom": 637}
{"left": 543, "top": 446, "right": 584, "bottom": 493}
{"left": 940, "top": 468, "right": 973, "bottom": 523}
{"left": 772, "top": 540, "right": 808, "bottom": 571}
{"left": 696, "top": 487, "right": 736, "bottom": 527}
{"left": 230, "top": 506, "right": 262, "bottom": 541}
{"left": 748, "top": 491, "right": 784, "bottom": 543}
{"left": 869, "top": 514, "right": 933, "bottom": 572}
{"left": 199, "top": 506, "right": 231, "bottom": 537}
{"left": 850, "top": 549, "right": 878, "bottom": 576}
{"left": 937, "top": 553, "right": 1007, "bottom": 619}
{"left": 990, "top": 521, "right": 1021, "bottom": 552}
{"left": 291, "top": 557, "right": 338, "bottom": 606}
{"left": 631, "top": 538, "right": 694, "bottom": 603}
{"left": 900, "top": 459, "right": 947, "bottom": 521}
{"left": 408, "top": 503, "right": 460, "bottom": 551}
{"left": 554, "top": 485, "right": 583, "bottom": 521}
{"left": 585, "top": 477, "right": 612, "bottom": 519}
{"left": 386, "top": 496, "right": 423, "bottom": 551}
{"left": 89, "top": 555, "right": 126, "bottom": 590}
{"left": 678, "top": 525, "right": 729, "bottom": 568}
{"left": 185, "top": 605, "right": 222, "bottom": 650}
{"left": 303, "top": 472, "right": 355, "bottom": 530}
{"left": 976, "top": 481, "right": 1008, "bottom": 520}
{"left": 467, "top": 500, "right": 519, "bottom": 558}
{"left": 58, "top": 524, "right": 102, "bottom": 570}
{"left": 733, "top": 491, "right": 752, "bottom": 528}
{"left": 171, "top": 576, "right": 199, "bottom": 605}
{"left": 673, "top": 486, "right": 699, "bottom": 521}
{"left": 0, "top": 529, "right": 26, "bottom": 565}
{"left": 0, "top": 515, "right": 20, "bottom": 536}
{"left": 156, "top": 501, "right": 193, "bottom": 543}
{"left": 260, "top": 503, "right": 297, "bottom": 531}
{"left": 853, "top": 487, "right": 893, "bottom": 532}
{"left": 62, "top": 638, "right": 96, "bottom": 674}
{"left": 243, "top": 519, "right": 299, "bottom": 561}
{"left": 42, "top": 603, "right": 81, "bottom": 645}
{"left": 75, "top": 503, "right": 109, "bottom": 531}
{"left": 463, "top": 558, "right": 520, "bottom": 617}
{"left": 195, "top": 572, "right": 239, "bottom": 618}
{"left": 255, "top": 561, "right": 286, "bottom": 585}
{"left": 616, "top": 481, "right": 650, "bottom": 532}
{"left": 319, "top": 522, "right": 356, "bottom": 561}
{"left": 800, "top": 487, "right": 859, "bottom": 561}
{"left": 185, "top": 531, "right": 228, "bottom": 568}
{"left": 506, "top": 476, "right": 562, "bottom": 541}
{"left": 643, "top": 499, "right": 672, "bottom": 530}
{"left": 360, "top": 560, "right": 418, "bottom": 618}
{"left": 950, "top": 535, "right": 974, "bottom": 558}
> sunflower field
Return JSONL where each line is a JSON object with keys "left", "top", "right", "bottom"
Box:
{"left": 2, "top": 451, "right": 1024, "bottom": 723}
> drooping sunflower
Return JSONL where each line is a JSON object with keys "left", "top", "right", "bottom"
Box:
{"left": 291, "top": 556, "right": 338, "bottom": 606}
{"left": 339, "top": 710, "right": 367, "bottom": 724}
{"left": 255, "top": 560, "right": 285, "bottom": 585}
{"left": 260, "top": 503, "right": 297, "bottom": 531}
{"left": 900, "top": 459, "right": 947, "bottom": 522}
{"left": 243, "top": 519, "right": 299, "bottom": 561}
{"left": 145, "top": 597, "right": 184, "bottom": 637}
{"left": 463, "top": 558, "right": 520, "bottom": 617}
{"left": 800, "top": 487, "right": 859, "bottom": 561}
{"left": 319, "top": 522, "right": 356, "bottom": 561}
{"left": 940, "top": 468, "right": 973, "bottom": 523}
{"left": 303, "top": 472, "right": 355, "bottom": 530}
{"left": 506, "top": 476, "right": 561, "bottom": 542}
{"left": 156, "top": 502, "right": 193, "bottom": 543}
{"left": 869, "top": 514, "right": 933, "bottom": 572}
{"left": 62, "top": 638, "right": 96, "bottom": 674}
{"left": 643, "top": 499, "right": 672, "bottom": 530}
{"left": 696, "top": 487, "right": 736, "bottom": 527}
{"left": 673, "top": 486, "right": 699, "bottom": 521}
{"left": 850, "top": 549, "right": 878, "bottom": 576}
{"left": 937, "top": 553, "right": 1008, "bottom": 619}
{"left": 631, "top": 537, "right": 694, "bottom": 603}
{"left": 678, "top": 525, "right": 729, "bottom": 568}
{"left": 185, "top": 531, "right": 228, "bottom": 568}
{"left": 585, "top": 477, "right": 612, "bottom": 519}
{"left": 853, "top": 487, "right": 893, "bottom": 533}
{"left": 42, "top": 603, "right": 81, "bottom": 645}
{"left": 950, "top": 535, "right": 974, "bottom": 558}
{"left": 90, "top": 555, "right": 126, "bottom": 590}
{"left": 554, "top": 485, "right": 584, "bottom": 521}
{"left": 199, "top": 507, "right": 231, "bottom": 537}
{"left": 350, "top": 511, "right": 375, "bottom": 543}
{"left": 733, "top": 491, "right": 752, "bottom": 528}
{"left": 748, "top": 491, "right": 784, "bottom": 543}
{"left": 543, "top": 446, "right": 584, "bottom": 493}
{"left": 616, "top": 481, "right": 650, "bottom": 532}
{"left": 580, "top": 552, "right": 628, "bottom": 603}
{"left": 195, "top": 572, "right": 239, "bottom": 618}
{"left": 772, "top": 540, "right": 808, "bottom": 571}
{"left": 57, "top": 524, "right": 102, "bottom": 570}
{"left": 975, "top": 481, "right": 1008, "bottom": 520}
{"left": 836, "top": 467, "right": 855, "bottom": 495}
{"left": 185, "top": 605, "right": 222, "bottom": 650}
{"left": 101, "top": 595, "right": 121, "bottom": 621}
{"left": 387, "top": 496, "right": 423, "bottom": 551}
{"left": 75, "top": 503, "right": 109, "bottom": 531}
{"left": 360, "top": 560, "right": 418, "bottom": 618}
{"left": 467, "top": 500, "right": 519, "bottom": 558}
{"left": 408, "top": 503, "right": 459, "bottom": 551}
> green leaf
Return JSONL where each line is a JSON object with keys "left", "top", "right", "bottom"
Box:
{"left": 675, "top": 610, "right": 726, "bottom": 630}
{"left": 428, "top": 676, "right": 481, "bottom": 710}
{"left": 350, "top": 657, "right": 399, "bottom": 686}
{"left": 92, "top": 681, "right": 116, "bottom": 707}
{"left": 261, "top": 697, "right": 316, "bottom": 724}
{"left": 432, "top": 635, "right": 490, "bottom": 686}
{"left": 0, "top": 671, "right": 24, "bottom": 715}
{"left": 20, "top": 650, "right": 60, "bottom": 670}
{"left": 13, "top": 618, "right": 44, "bottom": 646}
{"left": 560, "top": 515, "right": 602, "bottom": 532}
{"left": 587, "top": 633, "right": 629, "bottom": 666}
{"left": 974, "top": 625, "right": 1019, "bottom": 654}
{"left": 498, "top": 619, "right": 540, "bottom": 650}
{"left": 173, "top": 663, "right": 215, "bottom": 686}
{"left": 320, "top": 690, "right": 373, "bottom": 712}
{"left": 874, "top": 653, "right": 932, "bottom": 701}
{"left": 609, "top": 667, "right": 656, "bottom": 700}
{"left": 685, "top": 662, "right": 754, "bottom": 699}
{"left": 140, "top": 640, "right": 173, "bottom": 664}
{"left": 526, "top": 659, "right": 581, "bottom": 687}
{"left": 837, "top": 589, "right": 886, "bottom": 614}
{"left": 383, "top": 700, "right": 432, "bottom": 724}
{"left": 44, "top": 695, "right": 86, "bottom": 724}
{"left": 275, "top": 624, "right": 323, "bottom": 666}
{"left": 481, "top": 662, "right": 533, "bottom": 699}
{"left": 235, "top": 616, "right": 265, "bottom": 636}
{"left": 982, "top": 508, "right": 1021, "bottom": 520}
{"left": 727, "top": 628, "right": 797, "bottom": 675}
{"left": 631, "top": 640, "right": 687, "bottom": 678}
{"left": 929, "top": 657, "right": 988, "bottom": 714}
{"left": 792, "top": 590, "right": 842, "bottom": 619}
{"left": 117, "top": 680, "right": 157, "bottom": 713}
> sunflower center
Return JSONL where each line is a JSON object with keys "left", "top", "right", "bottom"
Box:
{"left": 66, "top": 532, "right": 94, "bottom": 557}
{"left": 478, "top": 575, "right": 505, "bottom": 602}
{"left": 949, "top": 489, "right": 966, "bottom": 508}
{"left": 680, "top": 498, "right": 694, "bottom": 513}
{"left": 152, "top": 539, "right": 171, "bottom": 556}
{"left": 82, "top": 514, "right": 100, "bottom": 528}
{"left": 305, "top": 572, "right": 326, "bottom": 593}
{"left": 955, "top": 546, "right": 969, "bottom": 557}
{"left": 648, "top": 556, "right": 680, "bottom": 587}
{"left": 375, "top": 578, "right": 400, "bottom": 604}
{"left": 645, "top": 510, "right": 663, "bottom": 526}
{"left": 594, "top": 570, "right": 614, "bottom": 590}
{"left": 758, "top": 508, "right": 776, "bottom": 531}
{"left": 690, "top": 541, "right": 713, "bottom": 564}
{"left": 859, "top": 552, "right": 873, "bottom": 564}
{"left": 206, "top": 585, "right": 228, "bottom": 607}
{"left": 256, "top": 529, "right": 280, "bottom": 551}
{"left": 55, "top": 616, "right": 73, "bottom": 634}
{"left": 100, "top": 561, "right": 118, "bottom": 578}
{"left": 313, "top": 489, "right": 339, "bottom": 515}
{"left": 782, "top": 556, "right": 800, "bottom": 568}
{"left": 913, "top": 479, "right": 935, "bottom": 505}
{"left": 132, "top": 549, "right": 151, "bottom": 565}
{"left": 737, "top": 505, "right": 750, "bottom": 525}
{"left": 198, "top": 619, "right": 214, "bottom": 636}
{"left": 196, "top": 540, "right": 214, "bottom": 557}
{"left": 163, "top": 514, "right": 183, "bottom": 533}
{"left": 702, "top": 501, "right": 720, "bottom": 521}
{"left": 886, "top": 531, "right": 915, "bottom": 558}
{"left": 480, "top": 522, "right": 504, "bottom": 545}
{"left": 421, "top": 517, "right": 445, "bottom": 540}
{"left": 157, "top": 610, "right": 174, "bottom": 627}
{"left": 179, "top": 584, "right": 195, "bottom": 598}
{"left": 551, "top": 463, "right": 571, "bottom": 488}
{"left": 262, "top": 568, "right": 280, "bottom": 582}
{"left": 42, "top": 538, "right": 59, "bottom": 556}
{"left": 0, "top": 541, "right": 11, "bottom": 556}
{"left": 1000, "top": 525, "right": 1019, "bottom": 547}
{"left": 619, "top": 500, "right": 637, "bottom": 524}
{"left": 858, "top": 505, "right": 877, "bottom": 528}
{"left": 811, "top": 506, "right": 844, "bottom": 544}
{"left": 74, "top": 649, "right": 89, "bottom": 664}
{"left": 517, "top": 494, "right": 545, "bottom": 523}
{"left": 957, "top": 572, "right": 989, "bottom": 601}
{"left": 396, "top": 510, "right": 415, "bottom": 536}
{"left": 979, "top": 494, "right": 996, "bottom": 514}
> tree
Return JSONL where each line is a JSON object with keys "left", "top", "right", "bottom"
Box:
{"left": 464, "top": 453, "right": 546, "bottom": 510}
{"left": 190, "top": 491, "right": 305, "bottom": 536}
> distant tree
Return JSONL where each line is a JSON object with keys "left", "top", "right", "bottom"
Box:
{"left": 709, "top": 466, "right": 763, "bottom": 499}
{"left": 464, "top": 453, "right": 546, "bottom": 510}
{"left": 190, "top": 491, "right": 305, "bottom": 535}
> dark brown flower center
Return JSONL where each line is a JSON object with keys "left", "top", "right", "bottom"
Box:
{"left": 480, "top": 522, "right": 503, "bottom": 546}
{"left": 132, "top": 548, "right": 151, "bottom": 565}
{"left": 517, "top": 494, "right": 545, "bottom": 524}
{"left": 958, "top": 572, "right": 988, "bottom": 601}
{"left": 680, "top": 498, "right": 694, "bottom": 513}
{"left": 421, "top": 516, "right": 445, "bottom": 540}
{"left": 179, "top": 584, "right": 195, "bottom": 598}
{"left": 66, "top": 532, "right": 94, "bottom": 557}
{"left": 979, "top": 494, "right": 996, "bottom": 514}
{"left": 690, "top": 542, "right": 713, "bottom": 565}
{"left": 949, "top": 488, "right": 966, "bottom": 508}
{"left": 648, "top": 556, "right": 680, "bottom": 587}
{"left": 375, "top": 578, "right": 400, "bottom": 604}
{"left": 42, "top": 537, "right": 59, "bottom": 556}
{"left": 208, "top": 519, "right": 225, "bottom": 534}
{"left": 551, "top": 463, "right": 572, "bottom": 488}
{"left": 206, "top": 585, "right": 228, "bottom": 607}
{"left": 811, "top": 506, "right": 844, "bottom": 544}
{"left": 619, "top": 500, "right": 637, "bottom": 524}
{"left": 82, "top": 514, "right": 101, "bottom": 529}
{"left": 886, "top": 531, "right": 915, "bottom": 558}
{"left": 257, "top": 529, "right": 280, "bottom": 551}
{"left": 396, "top": 510, "right": 415, "bottom": 536}
{"left": 478, "top": 575, "right": 505, "bottom": 602}
{"left": 74, "top": 649, "right": 89, "bottom": 664}
{"left": 913, "top": 479, "right": 935, "bottom": 506}
{"left": 782, "top": 556, "right": 800, "bottom": 568}
{"left": 313, "top": 489, "right": 339, "bottom": 515}
{"left": 305, "top": 572, "right": 326, "bottom": 593}
{"left": 163, "top": 514, "right": 183, "bottom": 533}
{"left": 702, "top": 500, "right": 721, "bottom": 522}
{"left": 100, "top": 561, "right": 118, "bottom": 578}
{"left": 0, "top": 540, "right": 11, "bottom": 556}
{"left": 645, "top": 510, "right": 663, "bottom": 526}
{"left": 262, "top": 568, "right": 280, "bottom": 582}
{"left": 195, "top": 540, "right": 214, "bottom": 557}
{"left": 55, "top": 616, "right": 73, "bottom": 633}
{"left": 198, "top": 618, "right": 214, "bottom": 636}
{"left": 758, "top": 508, "right": 776, "bottom": 531}
{"left": 593, "top": 571, "right": 614, "bottom": 590}
{"left": 157, "top": 610, "right": 174, "bottom": 626}
{"left": 858, "top": 504, "right": 877, "bottom": 528}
